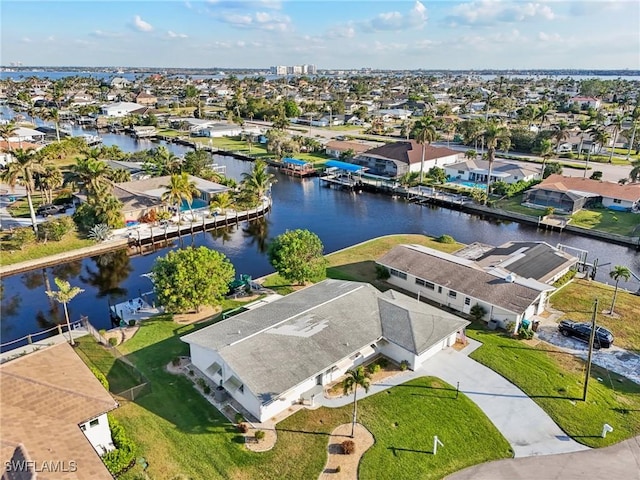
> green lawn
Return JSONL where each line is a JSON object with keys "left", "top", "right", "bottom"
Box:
{"left": 494, "top": 194, "right": 544, "bottom": 217}
{"left": 77, "top": 315, "right": 510, "bottom": 480}
{"left": 7, "top": 193, "right": 48, "bottom": 218}
{"left": 550, "top": 279, "right": 640, "bottom": 350}
{"left": 569, "top": 209, "right": 640, "bottom": 236}
{"left": 467, "top": 323, "right": 640, "bottom": 448}
{"left": 0, "top": 231, "right": 95, "bottom": 266}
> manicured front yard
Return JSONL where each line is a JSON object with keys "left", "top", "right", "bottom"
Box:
{"left": 569, "top": 209, "right": 640, "bottom": 237}
{"left": 550, "top": 278, "right": 640, "bottom": 350}
{"left": 78, "top": 316, "right": 510, "bottom": 480}
{"left": 467, "top": 323, "right": 640, "bottom": 448}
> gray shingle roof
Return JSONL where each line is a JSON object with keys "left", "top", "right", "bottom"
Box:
{"left": 182, "top": 279, "right": 468, "bottom": 404}
{"left": 377, "top": 245, "right": 541, "bottom": 314}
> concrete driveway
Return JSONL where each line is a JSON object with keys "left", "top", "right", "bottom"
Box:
{"left": 447, "top": 435, "right": 640, "bottom": 480}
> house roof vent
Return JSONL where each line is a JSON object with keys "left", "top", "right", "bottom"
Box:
{"left": 505, "top": 274, "right": 515, "bottom": 283}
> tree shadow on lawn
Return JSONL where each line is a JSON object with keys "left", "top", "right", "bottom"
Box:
{"left": 388, "top": 446, "right": 433, "bottom": 456}
{"left": 380, "top": 382, "right": 459, "bottom": 399}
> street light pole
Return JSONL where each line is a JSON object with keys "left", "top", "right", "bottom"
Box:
{"left": 582, "top": 298, "right": 599, "bottom": 401}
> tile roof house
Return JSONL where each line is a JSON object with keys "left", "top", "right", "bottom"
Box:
{"left": 135, "top": 91, "right": 157, "bottom": 106}
{"left": 445, "top": 158, "right": 541, "bottom": 185}
{"left": 352, "top": 140, "right": 462, "bottom": 178}
{"left": 324, "top": 140, "right": 374, "bottom": 158}
{"left": 377, "top": 244, "right": 551, "bottom": 330}
{"left": 523, "top": 175, "right": 640, "bottom": 214}
{"left": 182, "top": 279, "right": 468, "bottom": 422}
{"left": 1, "top": 343, "right": 118, "bottom": 479}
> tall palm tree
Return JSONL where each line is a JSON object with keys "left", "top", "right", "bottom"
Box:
{"left": 629, "top": 159, "right": 640, "bottom": 183}
{"left": 608, "top": 113, "right": 625, "bottom": 163}
{"left": 69, "top": 157, "right": 111, "bottom": 195}
{"left": 0, "top": 120, "right": 19, "bottom": 151}
{"left": 482, "top": 120, "right": 511, "bottom": 204}
{"left": 551, "top": 120, "right": 571, "bottom": 154}
{"left": 592, "top": 126, "right": 611, "bottom": 154}
{"left": 0, "top": 148, "right": 44, "bottom": 233}
{"left": 46, "top": 277, "right": 84, "bottom": 346}
{"left": 241, "top": 159, "right": 276, "bottom": 204}
{"left": 412, "top": 116, "right": 438, "bottom": 183}
{"left": 161, "top": 172, "right": 200, "bottom": 215}
{"left": 626, "top": 105, "right": 640, "bottom": 160}
{"left": 37, "top": 163, "right": 64, "bottom": 204}
{"left": 535, "top": 102, "right": 552, "bottom": 128}
{"left": 608, "top": 265, "right": 631, "bottom": 314}
{"left": 537, "top": 139, "right": 555, "bottom": 178}
{"left": 210, "top": 191, "right": 234, "bottom": 215}
{"left": 43, "top": 107, "right": 62, "bottom": 142}
{"left": 576, "top": 119, "right": 593, "bottom": 159}
{"left": 93, "top": 193, "right": 123, "bottom": 228}
{"left": 153, "top": 146, "right": 181, "bottom": 175}
{"left": 343, "top": 366, "right": 371, "bottom": 438}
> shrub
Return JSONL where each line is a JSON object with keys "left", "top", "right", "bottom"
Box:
{"left": 367, "top": 363, "right": 381, "bottom": 375}
{"left": 469, "top": 304, "right": 487, "bottom": 321}
{"left": 375, "top": 264, "right": 390, "bottom": 280}
{"left": 171, "top": 357, "right": 181, "bottom": 366}
{"left": 519, "top": 327, "right": 534, "bottom": 340}
{"left": 336, "top": 466, "right": 341, "bottom": 473}
{"left": 400, "top": 360, "right": 410, "bottom": 371}
{"left": 10, "top": 228, "right": 36, "bottom": 250}
{"left": 188, "top": 369, "right": 194, "bottom": 376}
{"left": 235, "top": 412, "right": 245, "bottom": 424}
{"left": 341, "top": 440, "right": 355, "bottom": 455}
{"left": 590, "top": 171, "right": 603, "bottom": 181}
{"left": 90, "top": 366, "right": 110, "bottom": 391}
{"left": 38, "top": 218, "right": 73, "bottom": 242}
{"left": 88, "top": 223, "right": 111, "bottom": 242}
{"left": 237, "top": 422, "right": 249, "bottom": 433}
{"left": 196, "top": 378, "right": 206, "bottom": 389}
{"left": 437, "top": 234, "right": 456, "bottom": 244}
{"left": 203, "top": 385, "right": 211, "bottom": 395}
{"left": 544, "top": 207, "right": 555, "bottom": 217}
{"left": 255, "top": 430, "right": 265, "bottom": 441}
{"left": 102, "top": 416, "right": 136, "bottom": 476}
{"left": 108, "top": 337, "right": 118, "bottom": 347}
{"left": 128, "top": 320, "right": 136, "bottom": 327}
{"left": 377, "top": 357, "right": 389, "bottom": 368}
{"left": 553, "top": 270, "right": 577, "bottom": 288}
{"left": 99, "top": 329, "right": 107, "bottom": 336}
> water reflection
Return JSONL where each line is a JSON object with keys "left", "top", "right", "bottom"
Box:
{"left": 80, "top": 250, "right": 133, "bottom": 298}
{"left": 243, "top": 218, "right": 271, "bottom": 253}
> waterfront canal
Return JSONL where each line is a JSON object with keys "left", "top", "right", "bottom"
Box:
{"left": 1, "top": 126, "right": 639, "bottom": 350}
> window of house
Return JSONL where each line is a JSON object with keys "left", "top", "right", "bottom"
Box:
{"left": 458, "top": 170, "right": 464, "bottom": 174}
{"left": 465, "top": 297, "right": 471, "bottom": 305}
{"left": 89, "top": 419, "right": 100, "bottom": 428}
{"left": 438, "top": 286, "right": 442, "bottom": 294}
{"left": 448, "top": 290, "right": 457, "bottom": 298}
{"left": 613, "top": 199, "right": 622, "bottom": 204}
{"left": 389, "top": 268, "right": 407, "bottom": 280}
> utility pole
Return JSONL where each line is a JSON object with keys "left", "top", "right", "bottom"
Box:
{"left": 582, "top": 298, "right": 599, "bottom": 402}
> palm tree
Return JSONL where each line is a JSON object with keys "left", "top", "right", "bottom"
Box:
{"left": 343, "top": 366, "right": 371, "bottom": 438}
{"left": 0, "top": 120, "right": 18, "bottom": 151}
{"left": 551, "top": 120, "right": 571, "bottom": 154}
{"left": 482, "top": 120, "right": 511, "bottom": 204}
{"left": 37, "top": 163, "right": 64, "bottom": 204}
{"left": 70, "top": 157, "right": 112, "bottom": 195}
{"left": 210, "top": 191, "right": 234, "bottom": 215}
{"left": 536, "top": 139, "right": 555, "bottom": 178}
{"left": 153, "top": 146, "right": 181, "bottom": 175}
{"left": 608, "top": 265, "right": 631, "bottom": 314}
{"left": 43, "top": 107, "right": 62, "bottom": 142}
{"left": 535, "top": 102, "right": 552, "bottom": 128}
{"left": 592, "top": 126, "right": 611, "bottom": 154}
{"left": 629, "top": 159, "right": 640, "bottom": 183}
{"left": 576, "top": 119, "right": 593, "bottom": 159}
{"left": 626, "top": 105, "right": 640, "bottom": 160}
{"left": 46, "top": 277, "right": 84, "bottom": 345}
{"left": 608, "top": 113, "right": 625, "bottom": 163}
{"left": 412, "top": 116, "right": 438, "bottom": 183}
{"left": 161, "top": 172, "right": 200, "bottom": 216}
{"left": 0, "top": 148, "right": 44, "bottom": 233}
{"left": 241, "top": 159, "right": 276, "bottom": 204}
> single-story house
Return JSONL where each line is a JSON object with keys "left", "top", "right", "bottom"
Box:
{"left": 105, "top": 160, "right": 149, "bottom": 181}
{"left": 352, "top": 140, "right": 462, "bottom": 178}
{"left": 567, "top": 96, "right": 601, "bottom": 109}
{"left": 377, "top": 244, "right": 553, "bottom": 330}
{"left": 181, "top": 279, "right": 469, "bottom": 422}
{"left": 1, "top": 343, "right": 118, "bottom": 479}
{"left": 100, "top": 102, "right": 145, "bottom": 118}
{"left": 324, "top": 140, "right": 373, "bottom": 158}
{"left": 0, "top": 141, "right": 44, "bottom": 167}
{"left": 7, "top": 127, "right": 46, "bottom": 144}
{"left": 110, "top": 77, "right": 132, "bottom": 89}
{"left": 114, "top": 174, "right": 229, "bottom": 222}
{"left": 195, "top": 124, "right": 261, "bottom": 138}
{"left": 135, "top": 91, "right": 157, "bottom": 106}
{"left": 522, "top": 175, "right": 640, "bottom": 214}
{"left": 376, "top": 109, "right": 413, "bottom": 121}
{"left": 445, "top": 159, "right": 541, "bottom": 185}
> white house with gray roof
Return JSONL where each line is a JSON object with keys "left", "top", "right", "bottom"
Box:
{"left": 377, "top": 245, "right": 552, "bottom": 330}
{"left": 445, "top": 158, "right": 541, "bottom": 185}
{"left": 181, "top": 279, "right": 468, "bottom": 422}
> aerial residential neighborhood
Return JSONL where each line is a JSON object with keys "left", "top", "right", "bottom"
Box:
{"left": 1, "top": 1, "right": 639, "bottom": 479}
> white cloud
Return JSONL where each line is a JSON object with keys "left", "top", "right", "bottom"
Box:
{"left": 207, "top": 0, "right": 281, "bottom": 9}
{"left": 132, "top": 15, "right": 153, "bottom": 32}
{"left": 447, "top": 1, "right": 555, "bottom": 26}
{"left": 91, "top": 30, "right": 123, "bottom": 38}
{"left": 326, "top": 22, "right": 356, "bottom": 39}
{"left": 167, "top": 30, "right": 188, "bottom": 39}
{"left": 361, "top": 1, "right": 427, "bottom": 32}
{"left": 20, "top": 37, "right": 32, "bottom": 43}
{"left": 538, "top": 31, "right": 563, "bottom": 42}
{"left": 220, "top": 10, "right": 291, "bottom": 31}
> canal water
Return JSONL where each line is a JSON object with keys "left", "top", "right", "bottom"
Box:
{"left": 1, "top": 118, "right": 639, "bottom": 350}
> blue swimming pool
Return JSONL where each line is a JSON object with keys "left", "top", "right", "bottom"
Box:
{"left": 180, "top": 198, "right": 208, "bottom": 211}
{"left": 447, "top": 180, "right": 487, "bottom": 190}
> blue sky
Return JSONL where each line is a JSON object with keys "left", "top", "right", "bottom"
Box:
{"left": 2, "top": 1, "right": 639, "bottom": 69}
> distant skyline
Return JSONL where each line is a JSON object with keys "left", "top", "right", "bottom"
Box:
{"left": 2, "top": 1, "right": 639, "bottom": 70}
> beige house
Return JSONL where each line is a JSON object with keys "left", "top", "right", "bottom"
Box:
{"left": 1, "top": 343, "right": 118, "bottom": 479}
{"left": 324, "top": 140, "right": 372, "bottom": 158}
{"left": 135, "top": 91, "right": 157, "bottom": 106}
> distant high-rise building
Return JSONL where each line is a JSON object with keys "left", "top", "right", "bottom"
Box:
{"left": 270, "top": 64, "right": 317, "bottom": 75}
{"left": 292, "top": 65, "right": 303, "bottom": 74}
{"left": 270, "top": 65, "right": 288, "bottom": 75}
{"left": 305, "top": 64, "right": 317, "bottom": 75}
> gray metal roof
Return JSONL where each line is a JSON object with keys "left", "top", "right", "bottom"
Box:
{"left": 377, "top": 245, "right": 542, "bottom": 314}
{"left": 182, "top": 279, "right": 468, "bottom": 404}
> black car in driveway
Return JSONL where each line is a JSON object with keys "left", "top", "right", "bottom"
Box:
{"left": 558, "top": 320, "right": 614, "bottom": 348}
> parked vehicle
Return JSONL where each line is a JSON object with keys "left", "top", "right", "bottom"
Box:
{"left": 558, "top": 320, "right": 614, "bottom": 348}
{"left": 36, "top": 204, "right": 66, "bottom": 217}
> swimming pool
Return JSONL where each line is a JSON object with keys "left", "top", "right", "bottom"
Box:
{"left": 447, "top": 180, "right": 487, "bottom": 190}
{"left": 180, "top": 198, "right": 209, "bottom": 211}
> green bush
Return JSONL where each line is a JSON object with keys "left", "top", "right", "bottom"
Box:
{"left": 544, "top": 207, "right": 555, "bottom": 217}
{"left": 108, "top": 337, "right": 118, "bottom": 347}
{"left": 400, "top": 360, "right": 410, "bottom": 371}
{"left": 437, "top": 234, "right": 456, "bottom": 244}
{"left": 102, "top": 416, "right": 136, "bottom": 476}
{"left": 203, "top": 385, "right": 211, "bottom": 395}
{"left": 375, "top": 264, "right": 390, "bottom": 280}
{"left": 10, "top": 228, "right": 36, "bottom": 250}
{"left": 255, "top": 430, "right": 266, "bottom": 441}
{"left": 89, "top": 366, "right": 110, "bottom": 391}
{"left": 128, "top": 320, "right": 136, "bottom": 327}
{"left": 519, "top": 327, "right": 534, "bottom": 340}
{"left": 188, "top": 369, "right": 194, "bottom": 376}
{"left": 196, "top": 378, "right": 206, "bottom": 389}
{"left": 553, "top": 270, "right": 577, "bottom": 288}
{"left": 470, "top": 304, "right": 487, "bottom": 321}
{"left": 38, "top": 217, "right": 74, "bottom": 242}
{"left": 235, "top": 412, "right": 245, "bottom": 424}
{"left": 368, "top": 363, "right": 381, "bottom": 375}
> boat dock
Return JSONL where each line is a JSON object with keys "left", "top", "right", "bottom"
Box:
{"left": 110, "top": 292, "right": 162, "bottom": 324}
